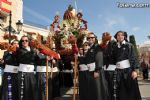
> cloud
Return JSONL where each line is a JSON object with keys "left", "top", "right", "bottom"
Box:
{"left": 132, "top": 27, "right": 140, "bottom": 32}
{"left": 107, "top": 17, "right": 126, "bottom": 27}
{"left": 24, "top": 6, "right": 52, "bottom": 23}
{"left": 103, "top": 15, "right": 128, "bottom": 31}
{"left": 107, "top": 19, "right": 117, "bottom": 27}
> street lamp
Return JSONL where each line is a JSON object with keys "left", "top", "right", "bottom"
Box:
{"left": 16, "top": 20, "right": 23, "bottom": 34}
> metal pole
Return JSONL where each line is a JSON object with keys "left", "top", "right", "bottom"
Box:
{"left": 9, "top": 11, "right": 12, "bottom": 43}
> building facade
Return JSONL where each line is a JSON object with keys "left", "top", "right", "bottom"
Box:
{"left": 0, "top": 0, "right": 50, "bottom": 58}
{"left": 139, "top": 37, "right": 150, "bottom": 65}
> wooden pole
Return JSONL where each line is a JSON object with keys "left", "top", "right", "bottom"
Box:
{"left": 73, "top": 54, "right": 78, "bottom": 100}
{"left": 46, "top": 56, "right": 49, "bottom": 100}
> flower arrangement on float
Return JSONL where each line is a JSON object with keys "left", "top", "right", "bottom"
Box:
{"left": 49, "top": 5, "right": 90, "bottom": 100}
{"left": 50, "top": 5, "right": 89, "bottom": 55}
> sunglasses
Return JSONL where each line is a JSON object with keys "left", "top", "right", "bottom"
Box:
{"left": 87, "top": 37, "right": 95, "bottom": 39}
{"left": 21, "top": 40, "right": 28, "bottom": 42}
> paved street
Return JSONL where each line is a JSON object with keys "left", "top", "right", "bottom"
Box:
{"left": 139, "top": 79, "right": 150, "bottom": 100}
{"left": 56, "top": 78, "right": 150, "bottom": 100}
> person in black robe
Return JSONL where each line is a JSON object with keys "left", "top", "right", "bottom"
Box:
{"left": 59, "top": 54, "right": 73, "bottom": 87}
{"left": 141, "top": 59, "right": 149, "bottom": 80}
{"left": 35, "top": 48, "right": 60, "bottom": 100}
{"left": 51, "top": 58, "right": 60, "bottom": 99}
{"left": 100, "top": 32, "right": 117, "bottom": 100}
{"left": 35, "top": 51, "right": 53, "bottom": 100}
{"left": 48, "top": 48, "right": 60, "bottom": 99}
{"left": 84, "top": 32, "right": 109, "bottom": 100}
{"left": 114, "top": 31, "right": 141, "bottom": 100}
{"left": 78, "top": 41, "right": 90, "bottom": 100}
{"left": 1, "top": 40, "right": 19, "bottom": 100}
{"left": 16, "top": 36, "right": 37, "bottom": 100}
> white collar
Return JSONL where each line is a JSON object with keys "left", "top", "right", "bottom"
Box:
{"left": 117, "top": 40, "right": 126, "bottom": 48}
{"left": 122, "top": 40, "right": 126, "bottom": 44}
{"left": 25, "top": 47, "right": 31, "bottom": 51}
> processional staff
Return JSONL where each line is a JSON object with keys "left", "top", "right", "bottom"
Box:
{"left": 72, "top": 43, "right": 79, "bottom": 100}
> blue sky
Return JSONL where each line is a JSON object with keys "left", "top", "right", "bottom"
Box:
{"left": 23, "top": 0, "right": 150, "bottom": 45}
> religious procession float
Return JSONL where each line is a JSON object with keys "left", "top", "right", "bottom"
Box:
{"left": 0, "top": 5, "right": 90, "bottom": 100}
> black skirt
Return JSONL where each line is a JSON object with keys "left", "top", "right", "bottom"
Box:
{"left": 51, "top": 72, "right": 60, "bottom": 98}
{"left": 59, "top": 71, "right": 73, "bottom": 87}
{"left": 18, "top": 72, "right": 37, "bottom": 100}
{"left": 99, "top": 69, "right": 109, "bottom": 100}
{"left": 36, "top": 72, "right": 53, "bottom": 100}
{"left": 78, "top": 71, "right": 89, "bottom": 100}
{"left": 1, "top": 73, "right": 18, "bottom": 100}
{"left": 79, "top": 70, "right": 109, "bottom": 100}
{"left": 105, "top": 71, "right": 115, "bottom": 100}
{"left": 116, "top": 68, "right": 141, "bottom": 100}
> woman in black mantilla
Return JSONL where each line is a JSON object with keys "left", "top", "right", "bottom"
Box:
{"left": 16, "top": 36, "right": 37, "bottom": 100}
{"left": 1, "top": 40, "right": 19, "bottom": 100}
{"left": 84, "top": 32, "right": 109, "bottom": 100}
{"left": 114, "top": 31, "right": 141, "bottom": 100}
